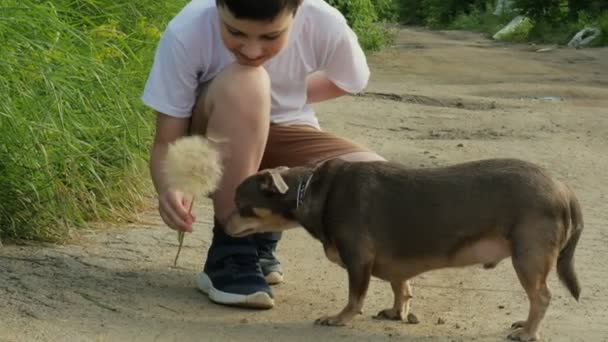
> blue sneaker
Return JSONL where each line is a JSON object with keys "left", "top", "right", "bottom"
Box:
{"left": 255, "top": 232, "right": 284, "bottom": 285}
{"left": 197, "top": 219, "right": 274, "bottom": 309}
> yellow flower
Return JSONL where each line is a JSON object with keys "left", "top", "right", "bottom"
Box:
{"left": 145, "top": 26, "right": 161, "bottom": 40}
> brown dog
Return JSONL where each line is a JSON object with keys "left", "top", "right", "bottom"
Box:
{"left": 225, "top": 158, "right": 583, "bottom": 341}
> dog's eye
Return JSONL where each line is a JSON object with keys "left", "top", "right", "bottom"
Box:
{"left": 264, "top": 190, "right": 284, "bottom": 198}
{"left": 262, "top": 189, "right": 277, "bottom": 198}
{"left": 238, "top": 205, "right": 255, "bottom": 217}
{"left": 261, "top": 187, "right": 279, "bottom": 197}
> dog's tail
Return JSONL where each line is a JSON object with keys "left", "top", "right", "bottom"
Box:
{"left": 557, "top": 190, "right": 583, "bottom": 301}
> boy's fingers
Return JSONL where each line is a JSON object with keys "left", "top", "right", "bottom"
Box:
{"left": 165, "top": 207, "right": 192, "bottom": 233}
{"left": 160, "top": 196, "right": 193, "bottom": 232}
{"left": 168, "top": 192, "right": 192, "bottom": 218}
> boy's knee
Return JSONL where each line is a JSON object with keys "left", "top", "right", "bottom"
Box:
{"left": 193, "top": 63, "right": 271, "bottom": 138}
{"left": 208, "top": 66, "right": 271, "bottom": 175}
{"left": 213, "top": 64, "right": 271, "bottom": 120}
{"left": 221, "top": 63, "right": 271, "bottom": 90}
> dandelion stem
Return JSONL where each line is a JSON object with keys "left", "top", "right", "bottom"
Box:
{"left": 173, "top": 195, "right": 195, "bottom": 267}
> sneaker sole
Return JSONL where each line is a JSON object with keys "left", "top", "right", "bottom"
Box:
{"left": 265, "top": 271, "right": 284, "bottom": 285}
{"left": 196, "top": 273, "right": 274, "bottom": 310}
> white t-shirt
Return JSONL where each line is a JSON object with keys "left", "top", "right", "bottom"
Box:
{"left": 141, "top": 0, "right": 370, "bottom": 128}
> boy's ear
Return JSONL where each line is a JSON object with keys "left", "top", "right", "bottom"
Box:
{"left": 259, "top": 169, "right": 289, "bottom": 194}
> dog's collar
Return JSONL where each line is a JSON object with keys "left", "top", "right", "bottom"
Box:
{"left": 296, "top": 172, "right": 314, "bottom": 210}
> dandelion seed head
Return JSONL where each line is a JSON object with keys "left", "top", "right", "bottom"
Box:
{"left": 164, "top": 135, "right": 223, "bottom": 198}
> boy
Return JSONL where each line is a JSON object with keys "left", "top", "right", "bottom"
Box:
{"left": 142, "top": 0, "right": 385, "bottom": 309}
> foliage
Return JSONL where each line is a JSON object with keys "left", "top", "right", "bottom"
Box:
{"left": 393, "top": 0, "right": 608, "bottom": 46}
{"left": 326, "top": 0, "right": 397, "bottom": 51}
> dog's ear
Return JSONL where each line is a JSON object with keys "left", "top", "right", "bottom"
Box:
{"left": 259, "top": 169, "right": 289, "bottom": 195}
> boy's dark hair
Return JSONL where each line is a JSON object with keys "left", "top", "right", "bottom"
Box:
{"left": 216, "top": 0, "right": 302, "bottom": 21}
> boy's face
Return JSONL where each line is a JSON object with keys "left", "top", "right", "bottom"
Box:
{"left": 218, "top": 5, "right": 296, "bottom": 67}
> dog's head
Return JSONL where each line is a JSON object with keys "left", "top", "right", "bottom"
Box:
{"left": 224, "top": 165, "right": 313, "bottom": 237}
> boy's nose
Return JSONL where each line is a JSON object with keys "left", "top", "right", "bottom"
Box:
{"left": 240, "top": 43, "right": 263, "bottom": 60}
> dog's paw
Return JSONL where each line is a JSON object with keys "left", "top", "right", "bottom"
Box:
{"left": 507, "top": 328, "right": 539, "bottom": 341}
{"left": 373, "top": 310, "right": 420, "bottom": 324}
{"left": 406, "top": 312, "right": 420, "bottom": 324}
{"left": 373, "top": 308, "right": 403, "bottom": 321}
{"left": 510, "top": 320, "right": 527, "bottom": 329}
{"left": 314, "top": 315, "right": 347, "bottom": 327}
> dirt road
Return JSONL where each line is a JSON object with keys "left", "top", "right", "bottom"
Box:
{"left": 1, "top": 27, "right": 607, "bottom": 342}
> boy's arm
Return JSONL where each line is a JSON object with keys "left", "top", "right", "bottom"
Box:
{"left": 310, "top": 14, "right": 370, "bottom": 104}
{"left": 149, "top": 112, "right": 190, "bottom": 196}
{"left": 141, "top": 26, "right": 201, "bottom": 231}
{"left": 149, "top": 112, "right": 196, "bottom": 232}
{"left": 143, "top": 28, "right": 200, "bottom": 169}
{"left": 306, "top": 71, "right": 348, "bottom": 103}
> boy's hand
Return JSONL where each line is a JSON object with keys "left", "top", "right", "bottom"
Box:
{"left": 158, "top": 189, "right": 195, "bottom": 233}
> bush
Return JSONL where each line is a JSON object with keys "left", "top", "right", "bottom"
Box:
{"left": 450, "top": 2, "right": 512, "bottom": 34}
{"left": 512, "top": 0, "right": 562, "bottom": 21}
{"left": 0, "top": 0, "right": 186, "bottom": 241}
{"left": 398, "top": 0, "right": 489, "bottom": 27}
{"left": 576, "top": 10, "right": 608, "bottom": 46}
{"left": 514, "top": 9, "right": 608, "bottom": 46}
{"left": 371, "top": 0, "right": 401, "bottom": 22}
{"left": 500, "top": 16, "right": 535, "bottom": 42}
{"left": 326, "top": 0, "right": 397, "bottom": 51}
{"left": 397, "top": 0, "right": 427, "bottom": 25}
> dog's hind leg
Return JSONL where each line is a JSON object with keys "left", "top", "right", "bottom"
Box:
{"left": 508, "top": 229, "right": 558, "bottom": 341}
{"left": 373, "top": 279, "right": 414, "bottom": 321}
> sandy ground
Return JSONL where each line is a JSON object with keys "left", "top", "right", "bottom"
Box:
{"left": 1, "top": 27, "right": 607, "bottom": 342}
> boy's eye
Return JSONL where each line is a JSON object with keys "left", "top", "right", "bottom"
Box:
{"left": 262, "top": 34, "right": 281, "bottom": 41}
{"left": 227, "top": 28, "right": 244, "bottom": 36}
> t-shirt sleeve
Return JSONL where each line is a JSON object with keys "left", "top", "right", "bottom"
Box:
{"left": 141, "top": 28, "right": 201, "bottom": 118}
{"left": 319, "top": 20, "right": 370, "bottom": 94}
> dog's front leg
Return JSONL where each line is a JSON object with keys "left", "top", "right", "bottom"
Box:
{"left": 315, "top": 248, "right": 373, "bottom": 326}
{"left": 374, "top": 279, "right": 415, "bottom": 322}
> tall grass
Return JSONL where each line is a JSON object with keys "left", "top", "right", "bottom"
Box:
{"left": 0, "top": 0, "right": 186, "bottom": 241}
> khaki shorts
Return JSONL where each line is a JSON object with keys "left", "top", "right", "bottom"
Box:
{"left": 259, "top": 123, "right": 370, "bottom": 170}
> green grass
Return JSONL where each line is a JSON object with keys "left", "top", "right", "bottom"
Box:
{"left": 0, "top": 0, "right": 187, "bottom": 241}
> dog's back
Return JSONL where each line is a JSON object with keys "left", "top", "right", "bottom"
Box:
{"left": 323, "top": 158, "right": 580, "bottom": 267}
